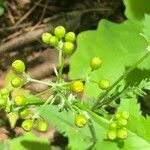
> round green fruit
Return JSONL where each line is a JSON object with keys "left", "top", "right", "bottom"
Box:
{"left": 114, "top": 112, "right": 121, "bottom": 120}
{"left": 14, "top": 95, "right": 26, "bottom": 106}
{"left": 121, "top": 111, "right": 129, "bottom": 120}
{"left": 12, "top": 60, "right": 25, "bottom": 73}
{"left": 19, "top": 108, "right": 29, "bottom": 119}
{"left": 65, "top": 32, "right": 76, "bottom": 42}
{"left": 107, "top": 130, "right": 117, "bottom": 140}
{"left": 11, "top": 77, "right": 23, "bottom": 88}
{"left": 74, "top": 114, "right": 87, "bottom": 128}
{"left": 0, "top": 98, "right": 7, "bottom": 107}
{"left": 49, "top": 36, "right": 59, "bottom": 47}
{"left": 99, "top": 79, "right": 110, "bottom": 90}
{"left": 1, "top": 88, "right": 9, "bottom": 97}
{"left": 117, "top": 128, "right": 128, "bottom": 140}
{"left": 117, "top": 118, "right": 127, "bottom": 127}
{"left": 109, "top": 122, "right": 117, "bottom": 130}
{"left": 37, "top": 121, "right": 48, "bottom": 132}
{"left": 41, "top": 32, "right": 52, "bottom": 44}
{"left": 70, "top": 80, "right": 84, "bottom": 93}
{"left": 62, "top": 42, "right": 74, "bottom": 56}
{"left": 21, "top": 119, "right": 34, "bottom": 132}
{"left": 54, "top": 26, "right": 66, "bottom": 39}
{"left": 90, "top": 57, "right": 102, "bottom": 70}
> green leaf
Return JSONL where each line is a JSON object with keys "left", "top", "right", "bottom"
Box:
{"left": 10, "top": 132, "right": 50, "bottom": 150}
{"left": 123, "top": 0, "right": 150, "bottom": 20}
{"left": 119, "top": 97, "right": 150, "bottom": 147}
{"left": 69, "top": 19, "right": 150, "bottom": 97}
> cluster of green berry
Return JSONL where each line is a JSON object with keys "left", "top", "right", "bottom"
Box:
{"left": 42, "top": 26, "right": 76, "bottom": 56}
{"left": 74, "top": 114, "right": 88, "bottom": 128}
{"left": 0, "top": 59, "right": 49, "bottom": 132}
{"left": 107, "top": 111, "right": 129, "bottom": 140}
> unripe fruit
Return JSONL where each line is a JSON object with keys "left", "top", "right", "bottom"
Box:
{"left": 0, "top": 98, "right": 7, "bottom": 107}
{"left": 109, "top": 122, "right": 117, "bottom": 130}
{"left": 12, "top": 60, "right": 25, "bottom": 73}
{"left": 70, "top": 80, "right": 84, "bottom": 93}
{"left": 54, "top": 26, "right": 66, "bottom": 39}
{"left": 107, "top": 130, "right": 117, "bottom": 140}
{"left": 21, "top": 119, "right": 34, "bottom": 132}
{"left": 65, "top": 32, "right": 76, "bottom": 42}
{"left": 18, "top": 108, "right": 29, "bottom": 119}
{"left": 62, "top": 42, "right": 74, "bottom": 56}
{"left": 49, "top": 36, "right": 59, "bottom": 47}
{"left": 117, "top": 118, "right": 127, "bottom": 127}
{"left": 121, "top": 111, "right": 129, "bottom": 120}
{"left": 36, "top": 121, "right": 48, "bottom": 132}
{"left": 114, "top": 112, "right": 121, "bottom": 120}
{"left": 117, "top": 128, "right": 128, "bottom": 139}
{"left": 41, "top": 32, "right": 52, "bottom": 44}
{"left": 99, "top": 79, "right": 110, "bottom": 90}
{"left": 11, "top": 77, "right": 23, "bottom": 88}
{"left": 1, "top": 88, "right": 9, "bottom": 97}
{"left": 74, "top": 114, "right": 87, "bottom": 128}
{"left": 14, "top": 95, "right": 26, "bottom": 106}
{"left": 90, "top": 57, "right": 102, "bottom": 70}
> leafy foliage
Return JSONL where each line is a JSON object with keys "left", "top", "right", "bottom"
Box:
{"left": 123, "top": 0, "right": 150, "bottom": 20}
{"left": 69, "top": 18, "right": 150, "bottom": 97}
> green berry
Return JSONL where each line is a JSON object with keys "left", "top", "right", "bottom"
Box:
{"left": 49, "top": 36, "right": 59, "bottom": 47}
{"left": 62, "top": 42, "right": 74, "bottom": 56}
{"left": 21, "top": 119, "right": 34, "bottom": 132}
{"left": 107, "top": 130, "right": 117, "bottom": 140}
{"left": 117, "top": 128, "right": 128, "bottom": 140}
{"left": 11, "top": 77, "right": 23, "bottom": 88}
{"left": 109, "top": 122, "right": 117, "bottom": 130}
{"left": 114, "top": 112, "right": 121, "bottom": 120}
{"left": 14, "top": 95, "right": 26, "bottom": 106}
{"left": 54, "top": 26, "right": 66, "bottom": 39}
{"left": 18, "top": 108, "right": 29, "bottom": 119}
{"left": 90, "top": 57, "right": 102, "bottom": 70}
{"left": 1, "top": 88, "right": 9, "bottom": 97}
{"left": 99, "top": 79, "right": 110, "bottom": 90}
{"left": 0, "top": 98, "right": 7, "bottom": 107}
{"left": 12, "top": 60, "right": 25, "bottom": 73}
{"left": 41, "top": 32, "right": 52, "bottom": 44}
{"left": 65, "top": 32, "right": 76, "bottom": 42}
{"left": 37, "top": 121, "right": 48, "bottom": 132}
{"left": 117, "top": 118, "right": 127, "bottom": 127}
{"left": 70, "top": 80, "right": 84, "bottom": 93}
{"left": 74, "top": 114, "right": 87, "bottom": 128}
{"left": 121, "top": 111, "right": 129, "bottom": 119}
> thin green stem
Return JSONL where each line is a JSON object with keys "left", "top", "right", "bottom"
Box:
{"left": 35, "top": 88, "right": 51, "bottom": 97}
{"left": 92, "top": 52, "right": 150, "bottom": 109}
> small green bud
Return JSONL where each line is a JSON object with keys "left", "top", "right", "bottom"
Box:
{"left": 12, "top": 60, "right": 25, "bottom": 73}
{"left": 109, "top": 122, "right": 117, "bottom": 130}
{"left": 11, "top": 77, "right": 23, "bottom": 88}
{"left": 121, "top": 111, "right": 129, "bottom": 120}
{"left": 117, "top": 118, "right": 128, "bottom": 127}
{"left": 36, "top": 120, "right": 48, "bottom": 132}
{"left": 1, "top": 88, "right": 9, "bottom": 97}
{"left": 41, "top": 32, "right": 52, "bottom": 44}
{"left": 74, "top": 114, "right": 87, "bottom": 128}
{"left": 98, "top": 79, "right": 110, "bottom": 90}
{"left": 0, "top": 98, "right": 7, "bottom": 107}
{"left": 54, "top": 26, "right": 66, "bottom": 39}
{"left": 21, "top": 119, "right": 34, "bottom": 132}
{"left": 117, "top": 128, "right": 128, "bottom": 140}
{"left": 49, "top": 36, "right": 59, "bottom": 47}
{"left": 62, "top": 41, "right": 74, "bottom": 56}
{"left": 65, "top": 32, "right": 76, "bottom": 42}
{"left": 18, "top": 108, "right": 29, "bottom": 119}
{"left": 14, "top": 95, "right": 26, "bottom": 106}
{"left": 70, "top": 80, "right": 84, "bottom": 93}
{"left": 90, "top": 57, "right": 102, "bottom": 70}
{"left": 107, "top": 130, "right": 117, "bottom": 140}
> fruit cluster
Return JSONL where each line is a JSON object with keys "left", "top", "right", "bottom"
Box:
{"left": 107, "top": 111, "right": 129, "bottom": 140}
{"left": 42, "top": 26, "right": 76, "bottom": 56}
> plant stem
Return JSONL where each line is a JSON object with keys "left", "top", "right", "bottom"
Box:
{"left": 58, "top": 48, "right": 64, "bottom": 82}
{"left": 92, "top": 52, "right": 150, "bottom": 109}
{"left": 28, "top": 77, "right": 54, "bottom": 86}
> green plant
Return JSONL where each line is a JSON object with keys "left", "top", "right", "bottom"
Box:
{"left": 1, "top": 9, "right": 150, "bottom": 150}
